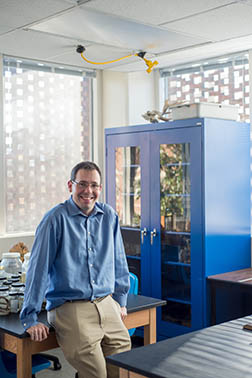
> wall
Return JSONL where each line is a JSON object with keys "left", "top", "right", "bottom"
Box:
{"left": 102, "top": 70, "right": 129, "bottom": 128}
{"left": 128, "top": 70, "right": 159, "bottom": 125}
{"left": 0, "top": 234, "right": 34, "bottom": 257}
{"left": 102, "top": 69, "right": 158, "bottom": 129}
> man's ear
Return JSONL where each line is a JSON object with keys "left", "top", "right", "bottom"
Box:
{"left": 67, "top": 180, "right": 73, "bottom": 193}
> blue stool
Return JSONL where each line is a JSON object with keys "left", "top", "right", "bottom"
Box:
{"left": 0, "top": 350, "right": 51, "bottom": 378}
{"left": 128, "top": 272, "right": 139, "bottom": 336}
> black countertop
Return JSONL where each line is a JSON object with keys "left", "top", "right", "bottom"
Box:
{"left": 107, "top": 315, "right": 252, "bottom": 378}
{"left": 0, "top": 294, "right": 166, "bottom": 339}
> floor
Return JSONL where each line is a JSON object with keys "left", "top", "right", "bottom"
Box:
{"left": 37, "top": 348, "right": 76, "bottom": 377}
{"left": 36, "top": 337, "right": 144, "bottom": 377}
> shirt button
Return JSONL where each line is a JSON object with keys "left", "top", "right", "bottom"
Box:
{"left": 90, "top": 264, "right": 93, "bottom": 267}
{"left": 88, "top": 248, "right": 92, "bottom": 251}
{"left": 92, "top": 280, "right": 95, "bottom": 284}
{"left": 88, "top": 231, "right": 91, "bottom": 235}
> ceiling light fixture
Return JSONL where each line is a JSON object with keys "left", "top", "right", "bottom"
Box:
{"left": 76, "top": 45, "right": 158, "bottom": 73}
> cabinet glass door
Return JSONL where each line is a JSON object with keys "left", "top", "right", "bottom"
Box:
{"left": 151, "top": 127, "right": 202, "bottom": 335}
{"left": 115, "top": 146, "right": 141, "bottom": 284}
{"left": 106, "top": 133, "right": 151, "bottom": 295}
{"left": 160, "top": 142, "right": 191, "bottom": 327}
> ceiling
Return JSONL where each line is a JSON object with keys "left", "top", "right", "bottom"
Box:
{"left": 1, "top": 0, "right": 252, "bottom": 72}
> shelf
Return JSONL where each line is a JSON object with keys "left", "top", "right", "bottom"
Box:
{"left": 163, "top": 261, "right": 190, "bottom": 267}
{"left": 163, "top": 193, "right": 190, "bottom": 197}
{"left": 121, "top": 227, "right": 140, "bottom": 231}
{"left": 163, "top": 231, "right": 190, "bottom": 236}
{"left": 127, "top": 255, "right": 141, "bottom": 260}
{"left": 165, "top": 296, "right": 191, "bottom": 305}
{"left": 163, "top": 163, "right": 190, "bottom": 167}
{"left": 121, "top": 164, "right": 140, "bottom": 168}
{"left": 120, "top": 193, "right": 139, "bottom": 196}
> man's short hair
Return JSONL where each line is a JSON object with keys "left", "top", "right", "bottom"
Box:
{"left": 71, "top": 161, "right": 102, "bottom": 183}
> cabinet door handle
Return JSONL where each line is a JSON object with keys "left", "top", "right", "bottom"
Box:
{"left": 150, "top": 228, "right": 157, "bottom": 245}
{"left": 141, "top": 227, "right": 147, "bottom": 244}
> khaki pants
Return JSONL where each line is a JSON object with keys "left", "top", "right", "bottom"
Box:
{"left": 48, "top": 295, "right": 131, "bottom": 378}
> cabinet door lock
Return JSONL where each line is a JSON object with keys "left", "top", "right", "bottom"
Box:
{"left": 141, "top": 227, "right": 147, "bottom": 244}
{"left": 150, "top": 228, "right": 157, "bottom": 245}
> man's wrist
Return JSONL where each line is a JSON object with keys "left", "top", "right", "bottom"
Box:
{"left": 22, "top": 319, "right": 38, "bottom": 331}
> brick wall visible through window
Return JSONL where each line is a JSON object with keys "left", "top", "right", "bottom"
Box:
{"left": 161, "top": 53, "right": 249, "bottom": 123}
{"left": 3, "top": 58, "right": 93, "bottom": 233}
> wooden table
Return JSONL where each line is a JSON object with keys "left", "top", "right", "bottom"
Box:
{"left": 207, "top": 268, "right": 252, "bottom": 325}
{"left": 0, "top": 294, "right": 166, "bottom": 378}
{"left": 107, "top": 314, "right": 252, "bottom": 378}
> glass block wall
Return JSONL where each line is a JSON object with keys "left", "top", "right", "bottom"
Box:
{"left": 161, "top": 52, "right": 249, "bottom": 123}
{"left": 3, "top": 57, "right": 93, "bottom": 233}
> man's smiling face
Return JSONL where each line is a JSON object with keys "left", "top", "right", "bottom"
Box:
{"left": 68, "top": 168, "right": 102, "bottom": 215}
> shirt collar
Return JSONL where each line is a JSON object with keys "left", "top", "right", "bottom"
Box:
{"left": 67, "top": 196, "right": 104, "bottom": 217}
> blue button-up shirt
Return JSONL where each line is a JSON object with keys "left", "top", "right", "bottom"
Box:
{"left": 20, "top": 197, "right": 129, "bottom": 330}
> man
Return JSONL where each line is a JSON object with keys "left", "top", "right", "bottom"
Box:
{"left": 20, "top": 161, "right": 131, "bottom": 378}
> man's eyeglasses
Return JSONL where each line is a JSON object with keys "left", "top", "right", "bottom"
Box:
{"left": 71, "top": 180, "right": 101, "bottom": 191}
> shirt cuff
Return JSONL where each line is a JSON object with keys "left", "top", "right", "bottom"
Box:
{"left": 22, "top": 319, "right": 38, "bottom": 331}
{"left": 112, "top": 293, "right": 127, "bottom": 307}
{"left": 20, "top": 312, "right": 38, "bottom": 331}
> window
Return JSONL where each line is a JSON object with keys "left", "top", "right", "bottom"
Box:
{"left": 2, "top": 56, "right": 94, "bottom": 234}
{"left": 160, "top": 51, "right": 249, "bottom": 123}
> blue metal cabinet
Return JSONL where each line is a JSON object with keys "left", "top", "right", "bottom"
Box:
{"left": 105, "top": 118, "right": 251, "bottom": 339}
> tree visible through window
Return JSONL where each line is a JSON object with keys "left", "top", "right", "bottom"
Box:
{"left": 3, "top": 57, "right": 94, "bottom": 233}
